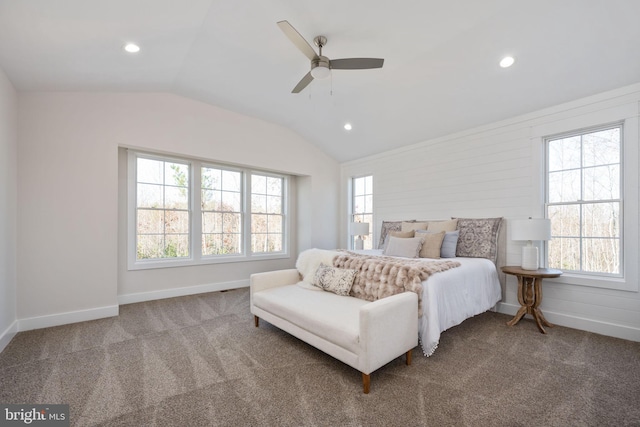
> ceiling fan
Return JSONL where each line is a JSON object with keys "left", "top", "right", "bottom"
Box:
{"left": 277, "top": 20, "right": 384, "bottom": 93}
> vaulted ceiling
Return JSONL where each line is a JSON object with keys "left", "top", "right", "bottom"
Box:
{"left": 1, "top": 0, "right": 639, "bottom": 162}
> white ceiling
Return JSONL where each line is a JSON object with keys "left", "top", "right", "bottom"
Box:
{"left": 1, "top": 0, "right": 639, "bottom": 162}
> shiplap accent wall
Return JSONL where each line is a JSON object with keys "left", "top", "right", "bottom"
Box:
{"left": 340, "top": 83, "right": 640, "bottom": 342}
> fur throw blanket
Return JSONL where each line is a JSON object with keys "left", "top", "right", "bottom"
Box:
{"left": 333, "top": 252, "right": 461, "bottom": 316}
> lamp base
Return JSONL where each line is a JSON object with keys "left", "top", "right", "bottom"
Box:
{"left": 521, "top": 246, "right": 539, "bottom": 270}
{"left": 354, "top": 237, "right": 364, "bottom": 250}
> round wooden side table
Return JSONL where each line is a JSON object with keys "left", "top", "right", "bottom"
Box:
{"left": 501, "top": 266, "right": 562, "bottom": 334}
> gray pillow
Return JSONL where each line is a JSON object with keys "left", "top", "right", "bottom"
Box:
{"left": 440, "top": 230, "right": 459, "bottom": 258}
{"left": 314, "top": 263, "right": 357, "bottom": 296}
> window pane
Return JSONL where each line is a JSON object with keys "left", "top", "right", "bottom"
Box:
{"left": 221, "top": 191, "right": 241, "bottom": 212}
{"left": 583, "top": 238, "right": 620, "bottom": 274}
{"left": 252, "top": 174, "right": 266, "bottom": 194}
{"left": 548, "top": 204, "right": 580, "bottom": 237}
{"left": 354, "top": 196, "right": 365, "bottom": 214}
{"left": 165, "top": 211, "right": 189, "bottom": 234}
{"left": 137, "top": 158, "right": 163, "bottom": 184}
{"left": 137, "top": 209, "right": 163, "bottom": 234}
{"left": 252, "top": 214, "right": 267, "bottom": 233}
{"left": 202, "top": 234, "right": 222, "bottom": 256}
{"left": 164, "top": 234, "right": 189, "bottom": 258}
{"left": 364, "top": 176, "right": 373, "bottom": 194}
{"left": 584, "top": 165, "right": 619, "bottom": 200}
{"left": 267, "top": 177, "right": 282, "bottom": 195}
{"left": 548, "top": 237, "right": 580, "bottom": 271}
{"left": 137, "top": 234, "right": 164, "bottom": 259}
{"left": 354, "top": 177, "right": 365, "bottom": 195}
{"left": 165, "top": 186, "right": 189, "bottom": 209}
{"left": 583, "top": 128, "right": 619, "bottom": 167}
{"left": 201, "top": 189, "right": 221, "bottom": 211}
{"left": 165, "top": 162, "right": 189, "bottom": 188}
{"left": 267, "top": 196, "right": 282, "bottom": 214}
{"left": 137, "top": 183, "right": 163, "bottom": 208}
{"left": 252, "top": 195, "right": 267, "bottom": 213}
{"left": 202, "top": 167, "right": 222, "bottom": 190}
{"left": 364, "top": 195, "right": 373, "bottom": 213}
{"left": 582, "top": 203, "right": 619, "bottom": 238}
{"left": 222, "top": 213, "right": 241, "bottom": 233}
{"left": 202, "top": 212, "right": 222, "bottom": 233}
{"left": 548, "top": 136, "right": 581, "bottom": 171}
{"left": 548, "top": 170, "right": 580, "bottom": 203}
{"left": 221, "top": 233, "right": 241, "bottom": 254}
{"left": 222, "top": 170, "right": 241, "bottom": 192}
{"left": 268, "top": 215, "right": 283, "bottom": 234}
{"left": 252, "top": 234, "right": 267, "bottom": 253}
{"left": 267, "top": 234, "right": 283, "bottom": 252}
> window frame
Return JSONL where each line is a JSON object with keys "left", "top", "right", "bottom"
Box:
{"left": 127, "top": 150, "right": 290, "bottom": 270}
{"left": 544, "top": 123, "right": 624, "bottom": 278}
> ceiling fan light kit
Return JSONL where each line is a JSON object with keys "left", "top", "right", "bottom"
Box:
{"left": 277, "top": 20, "right": 384, "bottom": 93}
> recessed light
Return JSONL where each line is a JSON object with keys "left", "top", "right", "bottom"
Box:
{"left": 344, "top": 123, "right": 352, "bottom": 131}
{"left": 123, "top": 43, "right": 140, "bottom": 53}
{"left": 500, "top": 56, "right": 515, "bottom": 68}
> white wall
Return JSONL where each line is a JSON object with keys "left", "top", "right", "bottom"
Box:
{"left": 0, "top": 66, "right": 18, "bottom": 351}
{"left": 18, "top": 92, "right": 339, "bottom": 327}
{"left": 341, "top": 83, "right": 640, "bottom": 342}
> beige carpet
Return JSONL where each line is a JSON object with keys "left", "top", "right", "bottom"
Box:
{"left": 1, "top": 287, "right": 639, "bottom": 426}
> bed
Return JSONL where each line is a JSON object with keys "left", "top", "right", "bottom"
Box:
{"left": 353, "top": 217, "right": 506, "bottom": 356}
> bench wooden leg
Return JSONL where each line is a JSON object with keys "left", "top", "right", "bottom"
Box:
{"left": 362, "top": 373, "right": 370, "bottom": 394}
{"left": 254, "top": 315, "right": 259, "bottom": 327}
{"left": 406, "top": 349, "right": 412, "bottom": 366}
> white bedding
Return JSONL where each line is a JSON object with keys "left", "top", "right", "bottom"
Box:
{"left": 355, "top": 249, "right": 502, "bottom": 356}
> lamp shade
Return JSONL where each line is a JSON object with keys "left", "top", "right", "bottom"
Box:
{"left": 350, "top": 222, "right": 370, "bottom": 236}
{"left": 511, "top": 218, "right": 551, "bottom": 241}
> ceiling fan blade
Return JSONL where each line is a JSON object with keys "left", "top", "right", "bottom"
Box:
{"left": 330, "top": 58, "right": 384, "bottom": 70}
{"left": 277, "top": 20, "right": 318, "bottom": 61}
{"left": 292, "top": 71, "right": 314, "bottom": 93}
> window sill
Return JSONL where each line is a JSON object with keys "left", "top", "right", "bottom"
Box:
{"left": 546, "top": 272, "right": 638, "bottom": 292}
{"left": 128, "top": 252, "right": 291, "bottom": 271}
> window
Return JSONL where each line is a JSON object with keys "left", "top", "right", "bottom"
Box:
{"left": 136, "top": 157, "right": 190, "bottom": 259}
{"left": 128, "top": 151, "right": 289, "bottom": 269}
{"left": 351, "top": 175, "right": 373, "bottom": 249}
{"left": 545, "top": 124, "right": 622, "bottom": 276}
{"left": 251, "top": 174, "right": 285, "bottom": 253}
{"left": 201, "top": 166, "right": 242, "bottom": 256}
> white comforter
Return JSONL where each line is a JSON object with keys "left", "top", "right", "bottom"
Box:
{"left": 355, "top": 250, "right": 502, "bottom": 356}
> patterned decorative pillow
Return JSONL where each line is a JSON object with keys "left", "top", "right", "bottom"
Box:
{"left": 454, "top": 217, "right": 503, "bottom": 261}
{"left": 314, "top": 263, "right": 357, "bottom": 296}
{"left": 378, "top": 220, "right": 413, "bottom": 249}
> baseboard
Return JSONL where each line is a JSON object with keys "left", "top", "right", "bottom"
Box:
{"left": 18, "top": 305, "right": 119, "bottom": 332}
{"left": 118, "top": 279, "right": 249, "bottom": 305}
{"left": 0, "top": 320, "right": 18, "bottom": 353}
{"left": 497, "top": 302, "right": 640, "bottom": 342}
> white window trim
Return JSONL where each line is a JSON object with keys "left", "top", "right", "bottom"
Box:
{"left": 127, "top": 150, "right": 290, "bottom": 270}
{"left": 531, "top": 104, "right": 638, "bottom": 292}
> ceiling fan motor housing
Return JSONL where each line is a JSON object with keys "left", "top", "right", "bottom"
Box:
{"left": 311, "top": 56, "right": 331, "bottom": 79}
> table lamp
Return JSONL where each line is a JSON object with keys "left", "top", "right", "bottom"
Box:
{"left": 510, "top": 218, "right": 551, "bottom": 270}
{"left": 350, "top": 222, "right": 370, "bottom": 250}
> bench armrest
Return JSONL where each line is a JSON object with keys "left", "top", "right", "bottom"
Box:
{"left": 359, "top": 292, "right": 419, "bottom": 374}
{"left": 250, "top": 269, "right": 301, "bottom": 294}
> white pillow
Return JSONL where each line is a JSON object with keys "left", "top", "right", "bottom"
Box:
{"left": 383, "top": 236, "right": 424, "bottom": 258}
